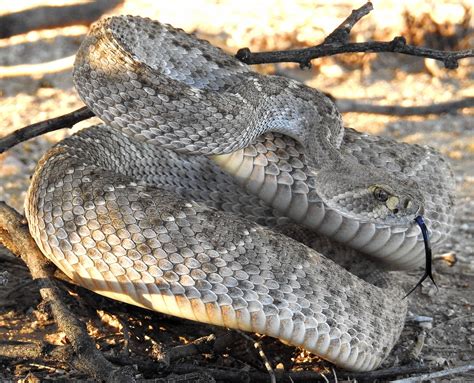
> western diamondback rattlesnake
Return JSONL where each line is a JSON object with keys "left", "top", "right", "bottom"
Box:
{"left": 25, "top": 16, "right": 455, "bottom": 371}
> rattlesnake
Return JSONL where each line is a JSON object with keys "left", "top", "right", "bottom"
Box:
{"left": 25, "top": 16, "right": 455, "bottom": 371}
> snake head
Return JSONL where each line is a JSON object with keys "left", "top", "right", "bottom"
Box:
{"left": 314, "top": 163, "right": 424, "bottom": 226}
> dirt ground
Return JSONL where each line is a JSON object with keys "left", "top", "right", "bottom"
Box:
{"left": 0, "top": 1, "right": 473, "bottom": 382}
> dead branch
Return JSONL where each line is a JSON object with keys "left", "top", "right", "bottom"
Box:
{"left": 324, "top": 0, "right": 373, "bottom": 44}
{"left": 336, "top": 97, "right": 474, "bottom": 116}
{"left": 0, "top": 341, "right": 73, "bottom": 362}
{"left": 0, "top": 106, "right": 94, "bottom": 154}
{"left": 236, "top": 331, "right": 276, "bottom": 383}
{"left": 168, "top": 334, "right": 217, "bottom": 362}
{"left": 139, "top": 372, "right": 216, "bottom": 383}
{"left": 0, "top": 337, "right": 445, "bottom": 383}
{"left": 0, "top": 202, "right": 135, "bottom": 382}
{"left": 0, "top": 342, "right": 215, "bottom": 383}
{"left": 170, "top": 362, "right": 442, "bottom": 383}
{"left": 1, "top": 2, "right": 472, "bottom": 153}
{"left": 235, "top": 2, "right": 473, "bottom": 69}
{"left": 391, "top": 363, "right": 474, "bottom": 383}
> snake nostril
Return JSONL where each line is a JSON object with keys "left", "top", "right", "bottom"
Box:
{"left": 404, "top": 199, "right": 412, "bottom": 210}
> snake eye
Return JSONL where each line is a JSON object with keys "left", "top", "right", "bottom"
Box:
{"left": 373, "top": 186, "right": 389, "bottom": 202}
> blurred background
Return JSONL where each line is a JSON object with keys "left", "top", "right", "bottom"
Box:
{"left": 0, "top": 1, "right": 473, "bottom": 381}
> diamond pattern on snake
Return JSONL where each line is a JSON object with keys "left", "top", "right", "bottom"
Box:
{"left": 25, "top": 15, "right": 455, "bottom": 371}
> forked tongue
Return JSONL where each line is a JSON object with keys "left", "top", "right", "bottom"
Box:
{"left": 403, "top": 216, "right": 438, "bottom": 298}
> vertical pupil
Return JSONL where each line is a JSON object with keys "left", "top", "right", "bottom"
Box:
{"left": 375, "top": 188, "right": 388, "bottom": 202}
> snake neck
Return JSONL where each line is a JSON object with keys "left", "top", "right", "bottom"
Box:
{"left": 262, "top": 93, "right": 426, "bottom": 227}
{"left": 74, "top": 14, "right": 425, "bottom": 229}
{"left": 248, "top": 75, "right": 346, "bottom": 169}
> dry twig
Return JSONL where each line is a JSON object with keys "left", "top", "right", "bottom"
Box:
{"left": 0, "top": 202, "right": 135, "bottom": 382}
{"left": 168, "top": 334, "right": 217, "bottom": 362}
{"left": 236, "top": 331, "right": 276, "bottom": 383}
{"left": 0, "top": 341, "right": 73, "bottom": 362}
{"left": 170, "top": 362, "right": 443, "bottom": 382}
{"left": 1, "top": 2, "right": 472, "bottom": 154}
{"left": 236, "top": 2, "right": 473, "bottom": 69}
{"left": 0, "top": 106, "right": 94, "bottom": 154}
{"left": 391, "top": 363, "right": 474, "bottom": 383}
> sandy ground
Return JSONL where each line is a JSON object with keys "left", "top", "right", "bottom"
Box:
{"left": 0, "top": 1, "right": 473, "bottom": 382}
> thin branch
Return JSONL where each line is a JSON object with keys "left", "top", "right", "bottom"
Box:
{"left": 0, "top": 106, "right": 94, "bottom": 154}
{"left": 105, "top": 332, "right": 239, "bottom": 379}
{"left": 336, "top": 97, "right": 474, "bottom": 116}
{"left": 138, "top": 372, "right": 216, "bottom": 383}
{"left": 0, "top": 342, "right": 214, "bottom": 383}
{"left": 391, "top": 363, "right": 474, "bottom": 383}
{"left": 235, "top": 2, "right": 473, "bottom": 69}
{"left": 0, "top": 2, "right": 472, "bottom": 154}
{"left": 0, "top": 340, "right": 73, "bottom": 362}
{"left": 0, "top": 202, "right": 135, "bottom": 382}
{"left": 236, "top": 331, "right": 276, "bottom": 383}
{"left": 152, "top": 331, "right": 239, "bottom": 364}
{"left": 324, "top": 1, "right": 373, "bottom": 44}
{"left": 170, "top": 363, "right": 442, "bottom": 383}
{"left": 168, "top": 334, "right": 217, "bottom": 362}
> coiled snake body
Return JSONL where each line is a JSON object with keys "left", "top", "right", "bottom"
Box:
{"left": 25, "top": 16, "right": 455, "bottom": 371}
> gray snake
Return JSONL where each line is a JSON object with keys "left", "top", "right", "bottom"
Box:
{"left": 25, "top": 16, "right": 455, "bottom": 371}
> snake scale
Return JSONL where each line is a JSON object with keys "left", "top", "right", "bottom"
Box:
{"left": 25, "top": 16, "right": 455, "bottom": 371}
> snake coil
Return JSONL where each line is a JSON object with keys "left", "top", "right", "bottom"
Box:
{"left": 25, "top": 16, "right": 455, "bottom": 371}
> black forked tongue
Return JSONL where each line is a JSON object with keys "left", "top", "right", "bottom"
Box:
{"left": 403, "top": 216, "right": 438, "bottom": 298}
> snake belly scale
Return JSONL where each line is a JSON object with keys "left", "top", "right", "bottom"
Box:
{"left": 25, "top": 16, "right": 455, "bottom": 371}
